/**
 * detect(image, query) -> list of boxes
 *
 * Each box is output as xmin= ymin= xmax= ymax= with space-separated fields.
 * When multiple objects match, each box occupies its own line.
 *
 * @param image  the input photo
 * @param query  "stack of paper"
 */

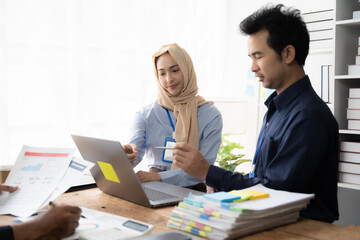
xmin=339 ymin=141 xmax=360 ymax=184
xmin=347 ymin=37 xmax=360 ymax=76
xmin=347 ymin=88 xmax=360 ymax=131
xmin=167 ymin=184 xmax=314 ymax=240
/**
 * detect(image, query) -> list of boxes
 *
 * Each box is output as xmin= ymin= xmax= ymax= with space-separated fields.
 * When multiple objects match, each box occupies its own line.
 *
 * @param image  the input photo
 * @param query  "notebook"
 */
xmin=71 ymin=135 xmax=204 ymax=208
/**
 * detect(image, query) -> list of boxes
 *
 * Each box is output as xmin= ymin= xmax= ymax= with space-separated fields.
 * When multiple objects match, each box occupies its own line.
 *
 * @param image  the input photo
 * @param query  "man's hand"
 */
xmin=36 ymin=204 xmax=81 ymax=238
xmin=13 ymin=204 xmax=81 ymax=240
xmin=206 ymin=186 xmax=216 ymax=193
xmin=123 ymin=144 xmax=138 ymax=163
xmin=173 ymin=142 xmax=210 ymax=180
xmin=0 ymin=184 xmax=18 ymax=193
xmin=136 ymin=171 xmax=161 ymax=182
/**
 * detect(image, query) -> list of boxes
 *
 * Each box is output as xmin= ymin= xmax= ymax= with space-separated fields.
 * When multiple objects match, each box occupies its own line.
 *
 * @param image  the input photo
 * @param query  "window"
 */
xmin=1 ymin=0 xmax=255 ymax=166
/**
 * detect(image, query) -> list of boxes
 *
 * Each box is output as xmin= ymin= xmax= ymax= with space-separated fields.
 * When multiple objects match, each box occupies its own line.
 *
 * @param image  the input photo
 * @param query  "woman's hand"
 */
xmin=136 ymin=171 xmax=161 ymax=182
xmin=123 ymin=144 xmax=138 ymax=163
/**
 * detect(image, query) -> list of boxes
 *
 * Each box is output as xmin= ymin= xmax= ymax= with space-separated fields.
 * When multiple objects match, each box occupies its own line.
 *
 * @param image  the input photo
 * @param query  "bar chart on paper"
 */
xmin=19 ymin=152 xmax=68 ymax=172
xmin=0 ymin=146 xmax=75 ymax=217
xmin=10 ymin=151 xmax=71 ymax=186
xmin=21 ymin=163 xmax=42 ymax=171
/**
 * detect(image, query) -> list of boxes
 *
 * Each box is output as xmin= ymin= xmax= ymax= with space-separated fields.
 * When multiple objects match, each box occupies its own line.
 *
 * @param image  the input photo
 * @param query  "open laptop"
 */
xmin=71 ymin=134 xmax=204 ymax=208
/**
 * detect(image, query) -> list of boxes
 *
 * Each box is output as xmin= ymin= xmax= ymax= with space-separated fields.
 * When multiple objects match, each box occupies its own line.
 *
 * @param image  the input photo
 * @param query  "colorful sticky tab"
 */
xmin=192 ymin=200 xmax=202 ymax=208
xmin=186 ymin=226 xmax=207 ymax=238
xmin=203 ymin=191 xmax=241 ymax=202
xmin=188 ymin=192 xmax=193 ymax=199
xmin=212 ymin=211 xmax=221 ymax=218
xmin=170 ymin=217 xmax=183 ymax=224
xmin=229 ymin=206 xmax=244 ymax=213
xmin=240 ymin=189 xmax=269 ymax=200
xmin=203 ymin=208 xmax=213 ymax=215
xmin=168 ymin=220 xmax=181 ymax=228
xmin=183 ymin=193 xmax=203 ymax=207
xmin=167 ymin=222 xmax=179 ymax=229
xmin=97 ymin=161 xmax=120 ymax=183
xmin=179 ymin=202 xmax=189 ymax=209
xmin=190 ymin=221 xmax=207 ymax=231
xmin=183 ymin=198 xmax=192 ymax=205
xmin=200 ymin=213 xmax=209 ymax=220
xmin=172 ymin=209 xmax=184 ymax=217
xmin=221 ymin=203 xmax=230 ymax=210
xmin=228 ymin=190 xmax=253 ymax=202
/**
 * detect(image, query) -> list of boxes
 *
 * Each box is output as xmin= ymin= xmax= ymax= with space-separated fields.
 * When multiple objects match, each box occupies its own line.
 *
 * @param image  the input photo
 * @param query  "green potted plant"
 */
xmin=216 ymin=134 xmax=252 ymax=173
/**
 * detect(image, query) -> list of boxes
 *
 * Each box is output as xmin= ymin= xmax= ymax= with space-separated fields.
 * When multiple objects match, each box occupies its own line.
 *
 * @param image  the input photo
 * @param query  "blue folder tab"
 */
xmin=203 ymin=191 xmax=241 ymax=202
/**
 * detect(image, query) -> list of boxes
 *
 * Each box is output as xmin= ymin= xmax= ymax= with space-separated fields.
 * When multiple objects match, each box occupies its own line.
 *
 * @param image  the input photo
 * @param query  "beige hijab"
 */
xmin=152 ymin=43 xmax=210 ymax=169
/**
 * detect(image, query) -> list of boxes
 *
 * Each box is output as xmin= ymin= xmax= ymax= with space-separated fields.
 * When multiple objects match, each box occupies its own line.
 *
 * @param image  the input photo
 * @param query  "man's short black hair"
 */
xmin=240 ymin=4 xmax=309 ymax=66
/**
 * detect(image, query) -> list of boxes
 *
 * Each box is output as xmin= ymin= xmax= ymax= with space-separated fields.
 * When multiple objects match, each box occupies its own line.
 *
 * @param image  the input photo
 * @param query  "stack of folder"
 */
xmin=167 ymin=184 xmax=314 ymax=240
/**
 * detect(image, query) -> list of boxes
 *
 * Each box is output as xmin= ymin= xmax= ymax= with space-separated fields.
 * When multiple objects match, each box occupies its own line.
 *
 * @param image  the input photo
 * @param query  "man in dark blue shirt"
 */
xmin=172 ymin=4 xmax=339 ymax=223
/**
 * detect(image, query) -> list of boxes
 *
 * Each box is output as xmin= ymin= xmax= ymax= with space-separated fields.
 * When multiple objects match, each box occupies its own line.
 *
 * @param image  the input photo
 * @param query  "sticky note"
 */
xmin=183 ymin=195 xmax=202 ymax=207
xmin=179 ymin=202 xmax=189 ymax=209
xmin=228 ymin=190 xmax=253 ymax=202
xmin=203 ymin=191 xmax=241 ymax=202
xmin=97 ymin=161 xmax=120 ymax=183
xmin=240 ymin=189 xmax=269 ymax=200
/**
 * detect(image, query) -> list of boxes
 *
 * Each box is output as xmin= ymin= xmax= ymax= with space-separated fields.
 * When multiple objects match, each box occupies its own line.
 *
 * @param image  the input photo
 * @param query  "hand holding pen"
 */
xmin=12 ymin=201 xmax=82 ymax=240
xmin=49 ymin=201 xmax=86 ymax=219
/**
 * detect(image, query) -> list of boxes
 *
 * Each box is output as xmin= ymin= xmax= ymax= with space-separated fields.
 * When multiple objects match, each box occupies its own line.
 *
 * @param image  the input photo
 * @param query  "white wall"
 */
xmin=0 ymin=0 xmax=334 ymax=167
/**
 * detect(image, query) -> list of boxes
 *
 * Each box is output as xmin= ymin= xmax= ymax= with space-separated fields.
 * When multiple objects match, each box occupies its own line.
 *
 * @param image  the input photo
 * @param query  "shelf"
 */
xmin=339 ymin=129 xmax=360 ymax=134
xmin=334 ymin=0 xmax=360 ymax=225
xmin=336 ymin=18 xmax=360 ymax=26
xmin=335 ymin=75 xmax=360 ymax=79
xmin=309 ymin=48 xmax=333 ymax=54
xmin=338 ymin=182 xmax=360 ymax=190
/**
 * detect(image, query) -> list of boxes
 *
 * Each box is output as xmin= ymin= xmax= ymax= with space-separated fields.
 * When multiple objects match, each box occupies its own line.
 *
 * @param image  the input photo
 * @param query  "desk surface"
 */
xmin=1 ymin=187 xmax=360 ymax=240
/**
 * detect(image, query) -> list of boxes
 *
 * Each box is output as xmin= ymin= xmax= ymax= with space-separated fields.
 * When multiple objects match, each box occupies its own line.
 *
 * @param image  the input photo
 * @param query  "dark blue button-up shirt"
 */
xmin=0 ymin=226 xmax=14 ymax=240
xmin=206 ymin=76 xmax=339 ymax=223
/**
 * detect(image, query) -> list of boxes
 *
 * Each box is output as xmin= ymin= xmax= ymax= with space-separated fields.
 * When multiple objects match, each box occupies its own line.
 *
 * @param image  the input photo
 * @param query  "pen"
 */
xmin=49 ymin=201 xmax=86 ymax=219
xmin=154 ymin=146 xmax=175 ymax=150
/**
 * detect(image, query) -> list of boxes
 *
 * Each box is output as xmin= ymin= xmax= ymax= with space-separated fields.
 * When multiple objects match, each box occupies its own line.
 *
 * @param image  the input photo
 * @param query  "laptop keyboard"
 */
xmin=143 ymin=187 xmax=178 ymax=201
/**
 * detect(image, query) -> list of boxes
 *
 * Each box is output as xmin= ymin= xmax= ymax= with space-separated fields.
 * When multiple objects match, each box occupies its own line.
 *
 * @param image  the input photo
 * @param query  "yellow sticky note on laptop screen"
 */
xmin=97 ymin=161 xmax=120 ymax=183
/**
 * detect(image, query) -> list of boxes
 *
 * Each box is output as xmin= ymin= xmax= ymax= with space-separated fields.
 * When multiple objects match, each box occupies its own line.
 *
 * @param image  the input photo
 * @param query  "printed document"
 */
xmin=0 ymin=145 xmax=75 ymax=217
xmin=40 ymin=156 xmax=94 ymax=208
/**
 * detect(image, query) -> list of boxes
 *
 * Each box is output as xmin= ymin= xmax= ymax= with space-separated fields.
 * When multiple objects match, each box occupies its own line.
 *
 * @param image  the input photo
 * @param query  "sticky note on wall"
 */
xmin=97 ymin=161 xmax=120 ymax=183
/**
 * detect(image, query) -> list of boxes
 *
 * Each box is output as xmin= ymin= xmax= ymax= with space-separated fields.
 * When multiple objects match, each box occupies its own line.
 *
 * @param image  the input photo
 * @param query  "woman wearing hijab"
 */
xmin=123 ymin=43 xmax=222 ymax=191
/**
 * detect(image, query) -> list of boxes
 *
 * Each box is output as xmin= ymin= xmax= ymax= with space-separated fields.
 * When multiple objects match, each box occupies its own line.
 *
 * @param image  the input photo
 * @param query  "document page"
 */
xmin=40 ymin=157 xmax=94 ymax=208
xmin=64 ymin=207 xmax=153 ymax=240
xmin=0 ymin=145 xmax=75 ymax=217
xmin=16 ymin=207 xmax=154 ymax=240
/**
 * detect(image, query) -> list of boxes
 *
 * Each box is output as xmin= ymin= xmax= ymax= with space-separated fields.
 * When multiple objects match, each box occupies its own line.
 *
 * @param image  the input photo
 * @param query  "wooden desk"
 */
xmin=1 ymin=187 xmax=360 ymax=239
